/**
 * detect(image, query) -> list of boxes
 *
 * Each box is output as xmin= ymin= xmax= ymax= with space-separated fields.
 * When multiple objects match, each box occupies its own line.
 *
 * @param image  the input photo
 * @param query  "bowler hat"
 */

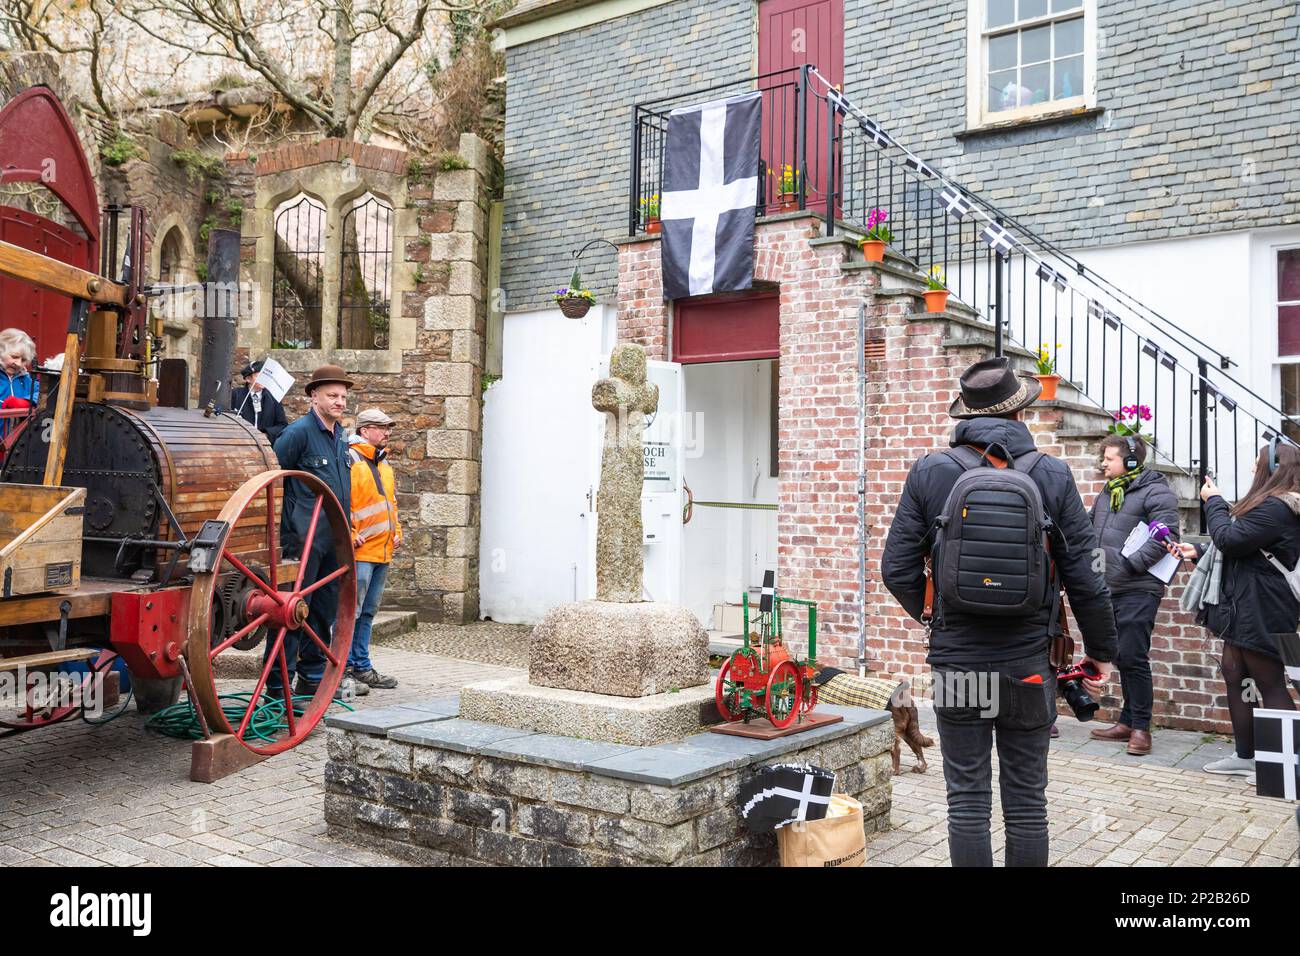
xmin=947 ymin=356 xmax=1042 ymax=419
xmin=304 ymin=364 xmax=354 ymax=395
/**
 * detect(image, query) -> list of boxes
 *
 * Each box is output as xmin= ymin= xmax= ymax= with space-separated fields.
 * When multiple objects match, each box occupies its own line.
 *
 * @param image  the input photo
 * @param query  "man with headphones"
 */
xmin=1088 ymin=433 xmax=1181 ymax=754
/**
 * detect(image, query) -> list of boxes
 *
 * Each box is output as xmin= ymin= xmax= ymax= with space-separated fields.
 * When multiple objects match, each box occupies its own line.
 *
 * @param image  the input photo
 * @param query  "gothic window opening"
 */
xmin=337 ymin=193 xmax=393 ymax=350
xmin=272 ymin=194 xmax=326 ymax=349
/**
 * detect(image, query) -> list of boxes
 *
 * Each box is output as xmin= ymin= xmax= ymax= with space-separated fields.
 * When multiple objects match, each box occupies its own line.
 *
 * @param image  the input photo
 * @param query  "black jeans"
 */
xmin=1114 ymin=590 xmax=1161 ymax=731
xmin=264 ymin=537 xmax=340 ymax=691
xmin=932 ymin=653 xmax=1055 ymax=867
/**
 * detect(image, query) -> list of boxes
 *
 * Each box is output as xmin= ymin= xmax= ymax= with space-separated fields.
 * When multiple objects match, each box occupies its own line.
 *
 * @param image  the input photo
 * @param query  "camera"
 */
xmin=1056 ymin=660 xmax=1102 ymax=721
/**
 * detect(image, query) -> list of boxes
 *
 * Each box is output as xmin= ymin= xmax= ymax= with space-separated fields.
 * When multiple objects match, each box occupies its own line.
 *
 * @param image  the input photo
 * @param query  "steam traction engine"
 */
xmin=0 ymin=87 xmax=355 ymax=774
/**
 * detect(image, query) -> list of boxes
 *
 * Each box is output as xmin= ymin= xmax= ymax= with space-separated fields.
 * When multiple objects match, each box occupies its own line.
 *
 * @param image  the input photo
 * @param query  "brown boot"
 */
xmin=1090 ymin=722 xmax=1132 ymax=741
xmin=1127 ymin=729 xmax=1152 ymax=755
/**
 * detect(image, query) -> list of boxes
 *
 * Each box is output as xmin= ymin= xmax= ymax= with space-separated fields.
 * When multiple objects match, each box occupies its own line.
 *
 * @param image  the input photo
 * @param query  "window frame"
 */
xmin=1276 ymin=245 xmax=1300 ymax=359
xmin=965 ymin=0 xmax=1097 ymax=131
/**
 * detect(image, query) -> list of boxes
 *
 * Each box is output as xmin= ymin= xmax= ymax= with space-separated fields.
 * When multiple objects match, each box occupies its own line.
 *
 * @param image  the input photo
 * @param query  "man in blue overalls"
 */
xmin=266 ymin=364 xmax=367 ymax=699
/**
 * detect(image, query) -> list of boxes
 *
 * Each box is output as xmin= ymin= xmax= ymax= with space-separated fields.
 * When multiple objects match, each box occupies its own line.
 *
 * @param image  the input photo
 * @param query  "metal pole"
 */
xmin=1198 ymin=357 xmax=1210 ymax=533
xmin=993 ymin=228 xmax=1005 ymax=358
xmin=857 ymin=303 xmax=867 ymax=676
xmin=197 ymin=228 xmax=240 ymax=410
xmin=628 ymin=108 xmax=641 ymax=236
xmin=795 ymin=65 xmax=808 ymax=212
xmin=825 ymin=82 xmax=836 ymax=237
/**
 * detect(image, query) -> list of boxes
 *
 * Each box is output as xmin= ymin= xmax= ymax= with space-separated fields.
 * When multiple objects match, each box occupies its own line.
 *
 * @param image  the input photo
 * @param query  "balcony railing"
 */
xmin=628 ymin=65 xmax=1296 ymax=522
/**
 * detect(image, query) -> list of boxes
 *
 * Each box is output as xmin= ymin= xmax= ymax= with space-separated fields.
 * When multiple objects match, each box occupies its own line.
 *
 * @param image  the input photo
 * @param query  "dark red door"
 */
xmin=758 ymin=0 xmax=844 ymax=215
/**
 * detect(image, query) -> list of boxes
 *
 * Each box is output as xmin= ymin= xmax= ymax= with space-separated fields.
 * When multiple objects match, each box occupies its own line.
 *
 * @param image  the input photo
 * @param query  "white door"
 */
xmin=585 ymin=357 xmax=684 ymax=604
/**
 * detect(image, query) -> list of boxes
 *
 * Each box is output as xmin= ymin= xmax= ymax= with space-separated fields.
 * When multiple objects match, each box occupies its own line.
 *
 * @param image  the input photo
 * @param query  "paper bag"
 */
xmin=776 ymin=794 xmax=867 ymax=867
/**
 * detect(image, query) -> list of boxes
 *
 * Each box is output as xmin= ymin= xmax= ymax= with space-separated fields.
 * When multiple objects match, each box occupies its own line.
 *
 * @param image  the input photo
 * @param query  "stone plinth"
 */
xmin=323 ymin=697 xmax=894 ymax=867
xmin=528 ymin=600 xmax=709 ymax=698
xmin=460 ymin=676 xmax=717 ymax=747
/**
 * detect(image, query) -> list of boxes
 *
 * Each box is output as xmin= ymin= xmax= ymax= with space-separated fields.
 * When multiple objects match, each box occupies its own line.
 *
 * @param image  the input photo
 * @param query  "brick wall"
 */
xmin=234 ymin=134 xmax=497 ymax=623
xmin=847 ymin=0 xmax=1299 ymax=248
xmin=618 ymin=216 xmax=1245 ymax=732
xmin=501 ymin=0 xmax=754 ymax=313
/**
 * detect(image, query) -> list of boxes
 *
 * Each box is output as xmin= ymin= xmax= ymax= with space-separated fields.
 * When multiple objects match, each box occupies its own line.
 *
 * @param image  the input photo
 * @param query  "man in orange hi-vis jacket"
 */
xmin=346 ymin=407 xmax=402 ymax=690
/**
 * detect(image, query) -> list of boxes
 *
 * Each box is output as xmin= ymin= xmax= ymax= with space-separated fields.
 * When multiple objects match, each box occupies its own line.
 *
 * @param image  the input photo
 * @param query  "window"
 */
xmin=967 ymin=0 xmax=1095 ymax=129
xmin=271 ymin=194 xmax=326 ymax=350
xmin=1278 ymin=250 xmax=1300 ymax=440
xmin=337 ymin=193 xmax=394 ymax=350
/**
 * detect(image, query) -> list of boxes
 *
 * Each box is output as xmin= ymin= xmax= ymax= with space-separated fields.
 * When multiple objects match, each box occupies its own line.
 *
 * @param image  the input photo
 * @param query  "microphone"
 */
xmin=1148 ymin=521 xmax=1172 ymax=543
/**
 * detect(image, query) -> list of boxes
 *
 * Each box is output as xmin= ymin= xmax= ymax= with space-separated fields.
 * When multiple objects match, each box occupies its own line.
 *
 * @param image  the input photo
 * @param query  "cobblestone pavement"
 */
xmin=374 ymin=620 xmax=530 ymax=668
xmin=2 ymin=644 xmax=1295 ymax=866
xmin=867 ymin=710 xmax=1299 ymax=867
xmin=0 ymin=648 xmax=515 ymax=867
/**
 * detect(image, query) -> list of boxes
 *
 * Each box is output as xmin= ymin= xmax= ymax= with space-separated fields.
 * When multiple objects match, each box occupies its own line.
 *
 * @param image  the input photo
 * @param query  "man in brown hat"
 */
xmin=881 ymin=355 xmax=1116 ymax=867
xmin=265 ymin=364 xmax=367 ymax=699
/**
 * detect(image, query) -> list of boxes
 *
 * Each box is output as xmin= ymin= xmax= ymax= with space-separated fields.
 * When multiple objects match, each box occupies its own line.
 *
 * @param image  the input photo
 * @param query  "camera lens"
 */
xmin=1060 ymin=679 xmax=1099 ymax=721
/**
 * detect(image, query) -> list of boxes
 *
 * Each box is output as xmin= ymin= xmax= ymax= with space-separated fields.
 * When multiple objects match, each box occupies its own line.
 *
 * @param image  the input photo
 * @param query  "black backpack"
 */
xmin=930 ymin=444 xmax=1056 ymax=617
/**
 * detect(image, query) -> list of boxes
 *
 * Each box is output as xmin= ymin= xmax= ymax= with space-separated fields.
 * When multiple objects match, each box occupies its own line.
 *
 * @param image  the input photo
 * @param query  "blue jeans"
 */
xmin=348 ymin=561 xmax=388 ymax=672
xmin=932 ymin=653 xmax=1055 ymax=867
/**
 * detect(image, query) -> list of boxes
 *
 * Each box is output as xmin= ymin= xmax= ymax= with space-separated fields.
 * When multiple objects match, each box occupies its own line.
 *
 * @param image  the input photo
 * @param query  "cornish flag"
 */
xmin=660 ymin=91 xmax=761 ymax=300
xmin=1277 ymin=631 xmax=1300 ymax=693
xmin=737 ymin=764 xmax=836 ymax=833
xmin=1253 ymin=709 xmax=1300 ymax=801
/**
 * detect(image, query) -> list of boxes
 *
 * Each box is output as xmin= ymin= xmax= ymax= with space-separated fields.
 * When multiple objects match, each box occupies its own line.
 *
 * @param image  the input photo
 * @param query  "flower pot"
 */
xmin=557 ymin=296 xmax=593 ymax=319
xmin=777 ymin=192 xmax=799 ymax=213
xmin=645 ymin=217 xmax=662 ymax=235
xmin=923 ymin=289 xmax=949 ymax=313
xmin=860 ymin=239 xmax=886 ymax=262
xmin=1034 ymin=373 xmax=1061 ymax=401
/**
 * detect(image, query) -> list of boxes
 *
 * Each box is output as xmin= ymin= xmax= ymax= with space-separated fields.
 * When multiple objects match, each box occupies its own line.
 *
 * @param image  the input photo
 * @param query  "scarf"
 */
xmin=1179 ymin=542 xmax=1223 ymax=613
xmin=1106 ymin=467 xmax=1142 ymax=512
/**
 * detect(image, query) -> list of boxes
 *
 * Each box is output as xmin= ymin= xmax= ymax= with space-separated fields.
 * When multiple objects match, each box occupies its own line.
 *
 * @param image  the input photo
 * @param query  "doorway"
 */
xmin=681 ymin=358 xmax=779 ymax=636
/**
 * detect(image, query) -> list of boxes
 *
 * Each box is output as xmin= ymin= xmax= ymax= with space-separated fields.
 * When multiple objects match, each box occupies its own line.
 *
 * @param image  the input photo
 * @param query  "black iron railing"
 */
xmin=629 ymin=66 xmax=1295 ymax=518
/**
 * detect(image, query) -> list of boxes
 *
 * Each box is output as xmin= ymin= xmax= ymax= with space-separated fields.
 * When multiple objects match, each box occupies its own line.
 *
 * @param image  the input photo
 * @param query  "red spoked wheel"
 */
xmin=801 ymin=681 xmax=818 ymax=715
xmin=765 ymin=660 xmax=802 ymax=729
xmin=0 ymin=649 xmax=117 ymax=731
xmin=715 ymin=649 xmax=756 ymax=722
xmin=186 ymin=469 xmax=355 ymax=756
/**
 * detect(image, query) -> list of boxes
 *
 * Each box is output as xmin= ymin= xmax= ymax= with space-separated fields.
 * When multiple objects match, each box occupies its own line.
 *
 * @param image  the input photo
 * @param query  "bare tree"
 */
xmin=119 ymin=0 xmax=483 ymax=140
xmin=0 ymin=0 xmax=123 ymax=128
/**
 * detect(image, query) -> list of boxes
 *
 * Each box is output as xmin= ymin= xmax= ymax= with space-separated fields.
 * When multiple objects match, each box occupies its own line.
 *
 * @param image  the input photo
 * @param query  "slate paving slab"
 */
xmin=388 ymin=718 xmax=536 ymax=753
xmin=584 ymin=745 xmax=734 ymax=787
xmin=324 ymin=706 xmax=457 ymax=735
xmin=478 ymin=733 xmax=638 ymax=772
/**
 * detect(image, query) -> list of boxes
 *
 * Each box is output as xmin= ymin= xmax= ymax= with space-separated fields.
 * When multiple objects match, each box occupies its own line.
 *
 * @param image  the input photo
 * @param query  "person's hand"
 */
xmin=1081 ymin=657 xmax=1111 ymax=697
xmin=393 ymin=534 xmax=401 ymax=553
xmin=1168 ymin=540 xmax=1197 ymax=560
xmin=353 ymin=534 xmax=363 ymax=549
xmin=1199 ymin=475 xmax=1220 ymax=503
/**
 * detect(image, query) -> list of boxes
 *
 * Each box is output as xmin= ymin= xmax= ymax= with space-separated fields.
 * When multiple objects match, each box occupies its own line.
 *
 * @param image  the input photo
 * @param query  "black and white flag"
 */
xmin=1035 ymin=261 xmax=1069 ymax=292
xmin=859 ymin=116 xmax=894 ymax=149
xmin=737 ymin=764 xmax=836 ymax=833
xmin=1088 ymin=298 xmax=1121 ymax=329
xmin=940 ymin=186 xmax=972 ymax=220
xmin=660 ymin=91 xmax=761 ymax=300
xmin=759 ymin=568 xmax=775 ymax=614
xmin=903 ymin=154 xmax=937 ymax=179
xmin=979 ymin=221 xmax=1016 ymax=258
xmin=1253 ymin=708 xmax=1300 ymax=801
xmin=1277 ymin=631 xmax=1300 ymax=693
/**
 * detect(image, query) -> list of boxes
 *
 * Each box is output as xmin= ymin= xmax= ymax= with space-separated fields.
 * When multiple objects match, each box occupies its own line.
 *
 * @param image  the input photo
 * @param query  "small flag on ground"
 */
xmin=1253 ymin=709 xmax=1300 ymax=801
xmin=940 ymin=186 xmax=972 ymax=220
xmin=1035 ymin=261 xmax=1069 ymax=292
xmin=737 ymin=764 xmax=836 ymax=833
xmin=660 ymin=91 xmax=761 ymax=300
xmin=979 ymin=221 xmax=1016 ymax=258
xmin=1277 ymin=631 xmax=1300 ymax=694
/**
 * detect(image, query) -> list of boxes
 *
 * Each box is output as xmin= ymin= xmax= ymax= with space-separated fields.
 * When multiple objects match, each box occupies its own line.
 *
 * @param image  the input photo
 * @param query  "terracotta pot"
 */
xmin=923 ymin=289 xmax=949 ymax=313
xmin=1034 ymin=373 xmax=1061 ymax=401
xmin=645 ymin=217 xmax=661 ymax=235
xmin=860 ymin=239 xmax=886 ymax=262
xmin=557 ymin=296 xmax=593 ymax=319
xmin=777 ymin=192 xmax=799 ymax=213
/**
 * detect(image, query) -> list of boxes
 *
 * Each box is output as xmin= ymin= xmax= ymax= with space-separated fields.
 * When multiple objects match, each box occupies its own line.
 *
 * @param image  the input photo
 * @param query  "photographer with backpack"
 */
xmin=882 ymin=357 xmax=1117 ymax=867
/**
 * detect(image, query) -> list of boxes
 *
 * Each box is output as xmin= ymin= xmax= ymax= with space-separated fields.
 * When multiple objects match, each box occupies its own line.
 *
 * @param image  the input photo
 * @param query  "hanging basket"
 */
xmin=558 ymin=296 xmax=593 ymax=319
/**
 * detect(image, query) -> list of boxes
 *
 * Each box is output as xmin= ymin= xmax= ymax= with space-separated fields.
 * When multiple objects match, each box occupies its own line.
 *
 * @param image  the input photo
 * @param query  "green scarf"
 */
xmin=1106 ymin=467 xmax=1142 ymax=512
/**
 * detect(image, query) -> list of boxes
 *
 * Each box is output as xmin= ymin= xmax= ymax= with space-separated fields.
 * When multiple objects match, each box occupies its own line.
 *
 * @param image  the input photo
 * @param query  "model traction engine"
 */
xmin=714 ymin=571 xmax=820 ymax=729
xmin=0 ymin=86 xmax=355 ymax=774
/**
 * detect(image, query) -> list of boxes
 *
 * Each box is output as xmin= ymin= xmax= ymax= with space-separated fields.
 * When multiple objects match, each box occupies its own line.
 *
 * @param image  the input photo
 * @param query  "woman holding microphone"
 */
xmin=1171 ymin=441 xmax=1300 ymax=780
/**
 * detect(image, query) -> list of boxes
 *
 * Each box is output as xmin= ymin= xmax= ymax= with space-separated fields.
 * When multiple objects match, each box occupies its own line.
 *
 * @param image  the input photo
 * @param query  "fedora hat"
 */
xmin=304 ymin=364 xmax=354 ymax=394
xmin=948 ymin=356 xmax=1042 ymax=419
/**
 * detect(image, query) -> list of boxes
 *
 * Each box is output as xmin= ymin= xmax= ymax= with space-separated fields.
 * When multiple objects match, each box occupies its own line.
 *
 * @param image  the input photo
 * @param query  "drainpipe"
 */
xmin=857 ymin=302 xmax=868 ymax=677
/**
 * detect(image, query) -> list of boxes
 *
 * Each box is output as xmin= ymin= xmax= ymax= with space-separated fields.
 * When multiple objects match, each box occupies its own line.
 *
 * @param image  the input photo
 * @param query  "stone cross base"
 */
xmin=528 ymin=600 xmax=709 ymax=698
xmin=323 ymin=697 xmax=894 ymax=867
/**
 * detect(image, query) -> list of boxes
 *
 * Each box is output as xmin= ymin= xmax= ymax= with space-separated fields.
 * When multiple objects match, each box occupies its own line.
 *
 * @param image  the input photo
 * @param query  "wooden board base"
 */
xmin=190 ymin=733 xmax=267 ymax=783
xmin=710 ymin=711 xmax=844 ymax=739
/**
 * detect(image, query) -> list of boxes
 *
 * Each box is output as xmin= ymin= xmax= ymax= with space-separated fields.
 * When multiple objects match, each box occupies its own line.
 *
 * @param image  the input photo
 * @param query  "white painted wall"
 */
xmin=479 ymin=305 xmax=616 ymax=624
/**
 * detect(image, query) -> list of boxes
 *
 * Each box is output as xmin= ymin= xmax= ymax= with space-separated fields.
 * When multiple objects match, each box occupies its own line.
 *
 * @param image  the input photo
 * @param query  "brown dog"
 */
xmin=813 ymin=668 xmax=934 ymax=774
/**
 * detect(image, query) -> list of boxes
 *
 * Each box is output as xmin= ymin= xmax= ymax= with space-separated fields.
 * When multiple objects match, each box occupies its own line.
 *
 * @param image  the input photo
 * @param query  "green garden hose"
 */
xmin=145 ymin=692 xmax=354 ymax=742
